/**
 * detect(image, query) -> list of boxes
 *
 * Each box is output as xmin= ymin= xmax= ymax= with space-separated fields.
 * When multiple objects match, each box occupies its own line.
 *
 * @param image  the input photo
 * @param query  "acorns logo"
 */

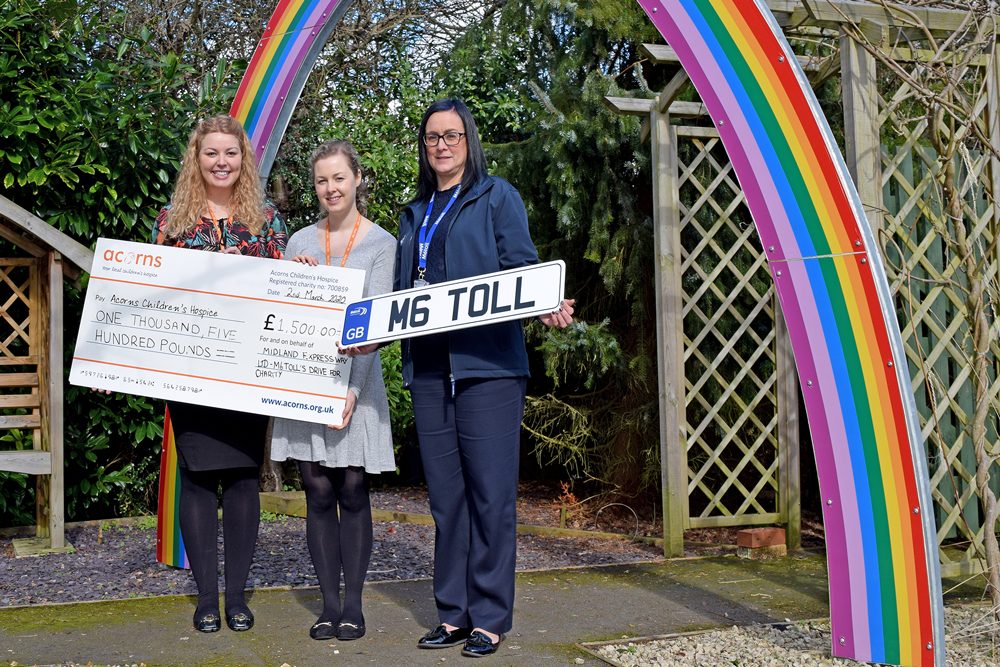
xmin=103 ymin=249 xmax=163 ymax=268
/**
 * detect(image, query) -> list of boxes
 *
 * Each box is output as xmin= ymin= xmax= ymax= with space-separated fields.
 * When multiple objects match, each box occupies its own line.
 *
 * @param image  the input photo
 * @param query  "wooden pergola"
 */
xmin=0 ymin=195 xmax=93 ymax=555
xmin=607 ymin=0 xmax=992 ymax=560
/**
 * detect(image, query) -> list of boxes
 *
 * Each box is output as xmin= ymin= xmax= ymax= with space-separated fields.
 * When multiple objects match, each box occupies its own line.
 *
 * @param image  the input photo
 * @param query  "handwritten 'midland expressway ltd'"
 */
xmin=69 ymin=239 xmax=364 ymax=426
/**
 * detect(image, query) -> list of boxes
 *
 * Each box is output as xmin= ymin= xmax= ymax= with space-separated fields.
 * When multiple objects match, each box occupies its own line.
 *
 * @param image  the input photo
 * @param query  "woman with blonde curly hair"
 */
xmin=152 ymin=114 xmax=287 ymax=633
xmin=154 ymin=114 xmax=285 ymax=254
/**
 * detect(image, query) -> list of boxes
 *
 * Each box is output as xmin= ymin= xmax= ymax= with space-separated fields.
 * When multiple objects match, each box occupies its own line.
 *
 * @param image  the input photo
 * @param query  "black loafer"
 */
xmin=336 ymin=620 xmax=366 ymax=640
xmin=194 ymin=610 xmax=221 ymax=633
xmin=418 ymin=624 xmax=472 ymax=648
xmin=226 ymin=610 xmax=254 ymax=632
xmin=310 ymin=620 xmax=337 ymax=640
xmin=461 ymin=630 xmax=502 ymax=658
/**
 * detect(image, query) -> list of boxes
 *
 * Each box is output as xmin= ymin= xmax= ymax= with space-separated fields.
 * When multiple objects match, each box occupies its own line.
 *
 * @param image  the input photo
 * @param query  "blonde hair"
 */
xmin=163 ymin=115 xmax=266 ymax=237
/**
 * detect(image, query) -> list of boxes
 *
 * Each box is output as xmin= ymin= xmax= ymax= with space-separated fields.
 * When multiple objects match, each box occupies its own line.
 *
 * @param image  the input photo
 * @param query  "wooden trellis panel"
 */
xmin=0 ymin=215 xmax=76 ymax=552
xmin=606 ymin=2 xmax=997 ymax=577
xmin=609 ymin=55 xmax=801 ymax=557
xmin=0 ymin=259 xmax=43 ymax=437
xmin=0 ymin=257 xmax=54 ymax=538
xmin=874 ymin=46 xmax=999 ymax=578
xmin=675 ymin=127 xmax=796 ymax=531
xmin=0 ymin=197 xmax=88 ymax=554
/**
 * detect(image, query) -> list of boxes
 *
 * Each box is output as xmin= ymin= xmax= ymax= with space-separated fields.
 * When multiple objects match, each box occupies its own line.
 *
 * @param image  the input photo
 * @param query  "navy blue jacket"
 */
xmin=395 ymin=175 xmax=538 ymax=385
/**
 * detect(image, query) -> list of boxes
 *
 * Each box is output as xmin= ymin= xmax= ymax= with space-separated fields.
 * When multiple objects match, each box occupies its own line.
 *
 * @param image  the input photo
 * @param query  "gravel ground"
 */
xmin=5 ymin=485 xmax=997 ymax=666
xmin=0 ymin=487 xmax=663 ymax=607
xmin=593 ymin=604 xmax=1000 ymax=667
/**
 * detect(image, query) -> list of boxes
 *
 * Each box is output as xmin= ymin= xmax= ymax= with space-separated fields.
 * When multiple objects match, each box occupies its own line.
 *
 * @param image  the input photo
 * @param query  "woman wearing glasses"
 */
xmin=396 ymin=98 xmax=574 ymax=657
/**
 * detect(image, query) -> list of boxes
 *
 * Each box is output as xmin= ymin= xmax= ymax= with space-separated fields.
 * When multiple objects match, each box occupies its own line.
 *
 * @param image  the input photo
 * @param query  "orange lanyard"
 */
xmin=324 ymin=211 xmax=362 ymax=267
xmin=206 ymin=202 xmax=227 ymax=250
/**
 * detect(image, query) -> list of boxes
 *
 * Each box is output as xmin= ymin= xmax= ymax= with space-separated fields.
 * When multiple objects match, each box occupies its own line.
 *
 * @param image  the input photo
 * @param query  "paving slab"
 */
xmin=0 ymin=553 xmax=833 ymax=667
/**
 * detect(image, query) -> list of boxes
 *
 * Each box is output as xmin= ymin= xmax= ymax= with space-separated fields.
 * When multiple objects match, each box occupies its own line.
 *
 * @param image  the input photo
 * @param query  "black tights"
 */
xmin=299 ymin=462 xmax=372 ymax=625
xmin=178 ymin=466 xmax=260 ymax=619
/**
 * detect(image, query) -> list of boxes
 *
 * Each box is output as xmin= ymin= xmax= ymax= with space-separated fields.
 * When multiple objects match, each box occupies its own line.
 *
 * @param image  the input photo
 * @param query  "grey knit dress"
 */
xmin=270 ymin=221 xmax=396 ymax=473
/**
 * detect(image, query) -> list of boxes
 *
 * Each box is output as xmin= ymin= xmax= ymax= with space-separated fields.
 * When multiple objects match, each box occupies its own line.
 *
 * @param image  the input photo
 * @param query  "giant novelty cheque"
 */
xmin=70 ymin=241 xmax=566 ymax=424
xmin=69 ymin=239 xmax=365 ymax=425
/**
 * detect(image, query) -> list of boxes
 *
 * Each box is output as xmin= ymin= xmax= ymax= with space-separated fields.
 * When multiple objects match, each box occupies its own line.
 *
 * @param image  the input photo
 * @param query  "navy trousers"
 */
xmin=410 ymin=374 xmax=526 ymax=635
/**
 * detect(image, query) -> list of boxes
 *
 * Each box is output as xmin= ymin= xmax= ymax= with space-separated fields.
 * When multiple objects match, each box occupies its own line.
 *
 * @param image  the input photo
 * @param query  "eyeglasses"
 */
xmin=423 ymin=131 xmax=466 ymax=147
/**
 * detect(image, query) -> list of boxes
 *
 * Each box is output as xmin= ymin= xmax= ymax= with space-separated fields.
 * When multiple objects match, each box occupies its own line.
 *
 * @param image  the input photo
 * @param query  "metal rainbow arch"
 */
xmin=227 ymin=1 xmax=946 ymax=664
xmin=230 ymin=0 xmax=354 ymax=178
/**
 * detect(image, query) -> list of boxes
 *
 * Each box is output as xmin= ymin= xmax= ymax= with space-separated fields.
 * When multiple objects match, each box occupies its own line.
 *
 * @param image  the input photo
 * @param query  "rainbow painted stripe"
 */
xmin=156 ymin=407 xmax=188 ymax=569
xmin=635 ymin=0 xmax=943 ymax=665
xmin=230 ymin=0 xmax=352 ymax=178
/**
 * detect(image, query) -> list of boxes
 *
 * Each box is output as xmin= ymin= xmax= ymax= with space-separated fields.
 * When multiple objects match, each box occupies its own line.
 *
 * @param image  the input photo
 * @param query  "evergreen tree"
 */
xmin=439 ymin=0 xmax=667 ymax=497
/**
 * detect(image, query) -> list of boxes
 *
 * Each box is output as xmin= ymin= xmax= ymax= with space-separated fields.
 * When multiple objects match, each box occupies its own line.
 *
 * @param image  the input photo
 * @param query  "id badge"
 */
xmin=413 ymin=278 xmax=428 ymax=288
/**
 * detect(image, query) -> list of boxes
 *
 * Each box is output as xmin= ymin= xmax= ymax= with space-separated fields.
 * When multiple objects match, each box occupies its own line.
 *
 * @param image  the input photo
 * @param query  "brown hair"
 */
xmin=163 ymin=114 xmax=266 ymax=237
xmin=310 ymin=139 xmax=369 ymax=216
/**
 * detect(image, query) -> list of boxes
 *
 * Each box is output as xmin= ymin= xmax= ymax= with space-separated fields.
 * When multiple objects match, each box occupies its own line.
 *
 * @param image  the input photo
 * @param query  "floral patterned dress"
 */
xmin=152 ymin=201 xmax=287 ymax=257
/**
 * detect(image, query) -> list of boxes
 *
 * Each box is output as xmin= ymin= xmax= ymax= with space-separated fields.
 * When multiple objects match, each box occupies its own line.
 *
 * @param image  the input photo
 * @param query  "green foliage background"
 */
xmin=0 ymin=0 xmax=230 ymax=522
xmin=0 ymin=0 xmax=676 ymax=524
xmin=438 ymin=0 xmax=665 ymax=494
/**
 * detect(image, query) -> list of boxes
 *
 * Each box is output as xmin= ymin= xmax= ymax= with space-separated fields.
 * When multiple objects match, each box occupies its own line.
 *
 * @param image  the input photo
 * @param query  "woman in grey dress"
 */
xmin=270 ymin=139 xmax=395 ymax=641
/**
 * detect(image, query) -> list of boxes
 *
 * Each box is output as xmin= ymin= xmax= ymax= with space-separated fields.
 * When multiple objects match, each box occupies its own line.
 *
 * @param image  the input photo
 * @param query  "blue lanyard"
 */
xmin=417 ymin=185 xmax=461 ymax=277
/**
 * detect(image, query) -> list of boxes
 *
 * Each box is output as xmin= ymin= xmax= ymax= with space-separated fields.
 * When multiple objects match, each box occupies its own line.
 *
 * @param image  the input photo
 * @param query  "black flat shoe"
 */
xmin=194 ymin=610 xmax=221 ymax=633
xmin=310 ymin=620 xmax=337 ymax=640
xmin=336 ymin=620 xmax=366 ymax=640
xmin=226 ymin=610 xmax=254 ymax=632
xmin=418 ymin=624 xmax=472 ymax=649
xmin=461 ymin=630 xmax=502 ymax=658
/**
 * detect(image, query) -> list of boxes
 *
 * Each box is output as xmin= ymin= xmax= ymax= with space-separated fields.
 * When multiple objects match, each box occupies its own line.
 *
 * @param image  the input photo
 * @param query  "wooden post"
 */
xmin=33 ymin=256 xmax=49 ymax=540
xmin=984 ymin=38 xmax=1000 ymax=539
xmin=47 ymin=252 xmax=65 ymax=548
xmin=987 ymin=38 xmax=1000 ymax=299
xmin=775 ymin=308 xmax=801 ymax=550
xmin=840 ymin=25 xmax=885 ymax=233
xmin=840 ymin=27 xmax=901 ymax=549
xmin=650 ymin=106 xmax=687 ymax=558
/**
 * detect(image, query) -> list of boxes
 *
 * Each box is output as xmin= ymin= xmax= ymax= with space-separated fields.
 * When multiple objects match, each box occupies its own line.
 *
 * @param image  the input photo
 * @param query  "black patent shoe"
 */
xmin=418 ymin=624 xmax=472 ymax=648
xmin=310 ymin=620 xmax=337 ymax=640
xmin=461 ymin=630 xmax=502 ymax=657
xmin=336 ymin=620 xmax=366 ymax=640
xmin=226 ymin=609 xmax=254 ymax=632
xmin=194 ymin=610 xmax=221 ymax=633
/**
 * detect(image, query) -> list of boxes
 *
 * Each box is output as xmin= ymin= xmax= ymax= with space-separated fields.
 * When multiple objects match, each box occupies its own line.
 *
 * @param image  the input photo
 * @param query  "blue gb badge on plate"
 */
xmin=342 ymin=300 xmax=373 ymax=345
